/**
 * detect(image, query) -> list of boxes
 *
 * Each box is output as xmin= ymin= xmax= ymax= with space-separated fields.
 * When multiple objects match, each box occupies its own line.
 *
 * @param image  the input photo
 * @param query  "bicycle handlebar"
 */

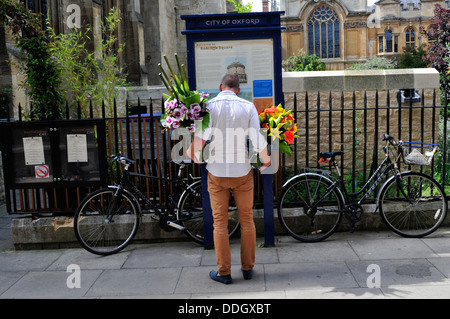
xmin=108 ymin=154 xmax=135 ymax=166
xmin=381 ymin=134 xmax=397 ymax=146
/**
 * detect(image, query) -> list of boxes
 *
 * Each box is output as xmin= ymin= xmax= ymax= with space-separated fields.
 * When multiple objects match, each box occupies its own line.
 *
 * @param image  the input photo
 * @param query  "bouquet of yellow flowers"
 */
xmin=159 ymin=54 xmax=210 ymax=133
xmin=258 ymin=104 xmax=299 ymax=156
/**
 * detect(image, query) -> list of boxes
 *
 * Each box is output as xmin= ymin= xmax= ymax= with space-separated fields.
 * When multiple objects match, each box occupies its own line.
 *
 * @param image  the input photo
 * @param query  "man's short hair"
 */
xmin=221 ymin=74 xmax=240 ymax=89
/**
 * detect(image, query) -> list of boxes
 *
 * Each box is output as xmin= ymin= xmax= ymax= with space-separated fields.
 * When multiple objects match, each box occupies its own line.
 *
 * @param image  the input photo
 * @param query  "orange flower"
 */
xmin=264 ymin=107 xmax=277 ymax=113
xmin=284 ymin=131 xmax=294 ymax=144
xmin=287 ymin=123 xmax=298 ymax=134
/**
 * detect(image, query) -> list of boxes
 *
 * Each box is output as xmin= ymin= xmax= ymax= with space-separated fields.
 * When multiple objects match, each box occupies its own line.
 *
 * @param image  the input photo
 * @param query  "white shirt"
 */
xmin=196 ymin=90 xmax=267 ymax=177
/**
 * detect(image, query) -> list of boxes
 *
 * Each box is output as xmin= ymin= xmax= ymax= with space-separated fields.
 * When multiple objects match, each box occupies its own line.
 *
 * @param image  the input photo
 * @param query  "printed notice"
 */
xmin=194 ymin=39 xmax=274 ymax=106
xmin=23 ymin=136 xmax=45 ymax=166
xmin=67 ymin=134 xmax=88 ymax=163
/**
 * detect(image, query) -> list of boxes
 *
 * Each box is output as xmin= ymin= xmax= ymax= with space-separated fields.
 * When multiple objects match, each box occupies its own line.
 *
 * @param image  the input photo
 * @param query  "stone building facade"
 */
xmin=280 ymin=0 xmax=447 ymax=70
xmin=0 ymin=0 xmax=236 ymax=111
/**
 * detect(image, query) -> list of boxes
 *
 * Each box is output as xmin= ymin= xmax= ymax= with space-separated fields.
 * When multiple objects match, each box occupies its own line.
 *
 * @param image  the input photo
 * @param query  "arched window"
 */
xmin=405 ymin=27 xmax=416 ymax=49
xmin=307 ymin=5 xmax=340 ymax=59
xmin=385 ymin=29 xmax=393 ymax=52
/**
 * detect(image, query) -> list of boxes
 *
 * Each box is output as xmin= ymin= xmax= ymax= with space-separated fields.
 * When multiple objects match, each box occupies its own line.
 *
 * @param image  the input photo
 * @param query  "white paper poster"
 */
xmin=67 ymin=134 xmax=88 ymax=163
xmin=23 ymin=136 xmax=45 ymax=166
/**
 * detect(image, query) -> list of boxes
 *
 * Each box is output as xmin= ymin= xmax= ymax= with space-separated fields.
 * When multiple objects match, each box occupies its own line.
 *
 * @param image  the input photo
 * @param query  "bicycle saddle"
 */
xmin=318 ymin=151 xmax=344 ymax=163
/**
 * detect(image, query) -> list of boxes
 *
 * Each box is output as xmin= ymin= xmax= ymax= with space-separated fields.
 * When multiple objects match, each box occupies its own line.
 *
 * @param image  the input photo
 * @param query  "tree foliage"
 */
xmin=0 ymin=0 xmax=64 ymax=120
xmin=422 ymin=4 xmax=450 ymax=95
xmin=48 ymin=7 xmax=126 ymax=118
xmin=227 ymin=0 xmax=253 ymax=13
xmin=397 ymin=44 xmax=428 ymax=69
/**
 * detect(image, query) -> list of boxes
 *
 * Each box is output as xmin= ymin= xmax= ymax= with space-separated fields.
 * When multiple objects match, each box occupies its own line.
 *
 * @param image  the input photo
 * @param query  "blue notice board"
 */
xmin=181 ymin=12 xmax=285 ymax=248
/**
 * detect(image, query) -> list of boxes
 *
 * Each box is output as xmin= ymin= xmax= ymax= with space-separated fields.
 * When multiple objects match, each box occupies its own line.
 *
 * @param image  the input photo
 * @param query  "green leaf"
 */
xmin=279 ymin=141 xmax=291 ymax=156
xmin=201 ymin=113 xmax=210 ymax=131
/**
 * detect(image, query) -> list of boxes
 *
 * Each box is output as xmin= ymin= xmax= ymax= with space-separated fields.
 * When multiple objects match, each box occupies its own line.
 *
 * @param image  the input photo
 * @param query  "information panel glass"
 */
xmin=194 ymin=39 xmax=275 ymax=112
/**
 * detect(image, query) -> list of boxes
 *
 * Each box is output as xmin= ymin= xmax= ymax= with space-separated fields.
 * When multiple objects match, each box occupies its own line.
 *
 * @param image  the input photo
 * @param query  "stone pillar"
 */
xmin=122 ymin=0 xmax=147 ymax=86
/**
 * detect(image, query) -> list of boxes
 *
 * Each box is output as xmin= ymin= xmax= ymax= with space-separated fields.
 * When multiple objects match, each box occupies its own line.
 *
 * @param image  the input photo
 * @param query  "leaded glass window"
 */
xmin=405 ymin=27 xmax=416 ymax=48
xmin=307 ymin=5 xmax=340 ymax=59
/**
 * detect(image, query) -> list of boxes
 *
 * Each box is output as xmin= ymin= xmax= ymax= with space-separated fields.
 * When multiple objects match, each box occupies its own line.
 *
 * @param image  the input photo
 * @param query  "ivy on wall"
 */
xmin=0 ymin=0 xmax=64 ymax=120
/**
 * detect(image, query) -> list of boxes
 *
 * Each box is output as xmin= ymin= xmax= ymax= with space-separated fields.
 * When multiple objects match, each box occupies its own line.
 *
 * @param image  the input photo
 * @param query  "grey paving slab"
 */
xmin=276 ymin=239 xmax=359 ymax=263
xmin=123 ymin=243 xmax=203 ymax=268
xmin=348 ymin=237 xmax=439 ymax=260
xmin=0 ymin=271 xmax=26 ymax=295
xmin=285 ymin=287 xmax=385 ymax=299
xmin=191 ymin=290 xmax=287 ymax=299
xmin=175 ymin=265 xmax=266 ymax=295
xmin=346 ymin=259 xmax=449 ymax=288
xmin=421 ymin=237 xmax=450 ymax=257
xmin=1 ymin=270 xmax=102 ymax=298
xmin=427 ymin=257 xmax=450 ymax=278
xmin=381 ymin=285 xmax=450 ymax=299
xmin=47 ymin=248 xmax=130 ymax=270
xmin=0 ymin=250 xmax=63 ymax=272
xmin=85 ymin=268 xmax=182 ymax=297
xmin=264 ymin=262 xmax=359 ymax=291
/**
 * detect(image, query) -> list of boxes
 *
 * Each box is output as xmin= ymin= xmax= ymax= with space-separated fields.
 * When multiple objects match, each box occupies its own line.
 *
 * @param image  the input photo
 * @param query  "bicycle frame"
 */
xmin=340 ymin=156 xmax=395 ymax=206
xmin=110 ymin=162 xmax=202 ymax=232
xmin=313 ymin=141 xmax=404 ymax=211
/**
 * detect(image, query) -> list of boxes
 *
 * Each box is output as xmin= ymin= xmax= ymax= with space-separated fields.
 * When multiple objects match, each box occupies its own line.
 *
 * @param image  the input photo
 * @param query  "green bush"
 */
xmin=348 ymin=56 xmax=395 ymax=70
xmin=397 ymin=44 xmax=428 ymax=69
xmin=282 ymin=50 xmax=326 ymax=72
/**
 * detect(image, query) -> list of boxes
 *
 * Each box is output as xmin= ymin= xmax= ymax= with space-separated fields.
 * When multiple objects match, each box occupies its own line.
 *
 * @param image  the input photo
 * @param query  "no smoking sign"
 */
xmin=35 ymin=165 xmax=50 ymax=179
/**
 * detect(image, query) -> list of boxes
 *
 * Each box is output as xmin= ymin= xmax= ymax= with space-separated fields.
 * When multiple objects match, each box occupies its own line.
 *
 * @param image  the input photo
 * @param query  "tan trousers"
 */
xmin=207 ymin=170 xmax=256 ymax=276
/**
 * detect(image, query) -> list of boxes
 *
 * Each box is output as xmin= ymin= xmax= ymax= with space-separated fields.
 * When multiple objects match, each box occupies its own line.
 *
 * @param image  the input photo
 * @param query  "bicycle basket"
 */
xmin=401 ymin=142 xmax=438 ymax=166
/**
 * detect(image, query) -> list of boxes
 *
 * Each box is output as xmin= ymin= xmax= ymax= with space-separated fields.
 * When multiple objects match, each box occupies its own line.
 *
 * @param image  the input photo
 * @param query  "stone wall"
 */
xmin=282 ymin=68 xmax=441 ymax=172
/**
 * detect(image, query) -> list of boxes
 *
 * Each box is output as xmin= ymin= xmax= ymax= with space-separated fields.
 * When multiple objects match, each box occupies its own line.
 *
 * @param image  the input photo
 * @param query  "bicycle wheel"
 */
xmin=177 ymin=180 xmax=240 ymax=245
xmin=74 ymin=188 xmax=140 ymax=255
xmin=278 ymin=174 xmax=344 ymax=242
xmin=378 ymin=171 xmax=447 ymax=237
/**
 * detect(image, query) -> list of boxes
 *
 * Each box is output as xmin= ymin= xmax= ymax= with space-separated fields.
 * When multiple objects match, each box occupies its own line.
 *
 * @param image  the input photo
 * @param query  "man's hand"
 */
xmin=187 ymin=136 xmax=206 ymax=164
xmin=259 ymin=159 xmax=272 ymax=172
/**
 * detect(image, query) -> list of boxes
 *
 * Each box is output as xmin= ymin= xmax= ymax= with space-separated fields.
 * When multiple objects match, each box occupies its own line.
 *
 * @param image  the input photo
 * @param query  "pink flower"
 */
xmin=172 ymin=108 xmax=182 ymax=120
xmin=186 ymin=110 xmax=196 ymax=121
xmin=165 ymin=100 xmax=177 ymax=110
xmin=191 ymin=103 xmax=201 ymax=113
xmin=172 ymin=119 xmax=180 ymax=128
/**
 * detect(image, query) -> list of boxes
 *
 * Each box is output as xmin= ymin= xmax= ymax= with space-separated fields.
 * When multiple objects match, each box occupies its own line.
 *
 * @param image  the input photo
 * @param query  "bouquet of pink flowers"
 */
xmin=159 ymin=54 xmax=210 ymax=133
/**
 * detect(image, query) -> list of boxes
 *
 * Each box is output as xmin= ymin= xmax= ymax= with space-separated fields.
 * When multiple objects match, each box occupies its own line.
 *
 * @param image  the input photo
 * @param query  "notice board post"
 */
xmin=181 ymin=11 xmax=285 ymax=248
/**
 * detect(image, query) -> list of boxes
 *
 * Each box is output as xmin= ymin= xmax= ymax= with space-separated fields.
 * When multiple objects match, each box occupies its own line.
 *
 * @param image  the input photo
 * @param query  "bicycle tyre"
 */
xmin=378 ymin=171 xmax=448 ymax=238
xmin=74 ymin=187 xmax=140 ymax=255
xmin=278 ymin=173 xmax=344 ymax=242
xmin=177 ymin=180 xmax=240 ymax=245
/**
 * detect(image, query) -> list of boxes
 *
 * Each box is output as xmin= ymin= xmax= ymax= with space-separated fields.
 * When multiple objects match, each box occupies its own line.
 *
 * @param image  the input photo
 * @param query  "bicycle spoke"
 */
xmin=74 ymin=189 xmax=139 ymax=255
xmin=379 ymin=172 xmax=447 ymax=237
xmin=278 ymin=175 xmax=343 ymax=242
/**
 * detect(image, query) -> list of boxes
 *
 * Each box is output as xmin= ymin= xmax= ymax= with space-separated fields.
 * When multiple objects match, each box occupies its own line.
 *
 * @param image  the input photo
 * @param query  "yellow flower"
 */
xmin=269 ymin=127 xmax=281 ymax=141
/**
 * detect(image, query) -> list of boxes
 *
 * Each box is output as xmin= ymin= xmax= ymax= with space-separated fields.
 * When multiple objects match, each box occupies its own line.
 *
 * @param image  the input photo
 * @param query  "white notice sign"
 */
xmin=67 ymin=134 xmax=88 ymax=163
xmin=23 ymin=137 xmax=45 ymax=166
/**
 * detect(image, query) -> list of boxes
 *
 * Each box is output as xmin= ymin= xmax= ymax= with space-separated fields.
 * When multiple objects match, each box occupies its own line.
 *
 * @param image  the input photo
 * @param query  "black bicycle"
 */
xmin=74 ymin=154 xmax=239 ymax=255
xmin=278 ymin=134 xmax=448 ymax=242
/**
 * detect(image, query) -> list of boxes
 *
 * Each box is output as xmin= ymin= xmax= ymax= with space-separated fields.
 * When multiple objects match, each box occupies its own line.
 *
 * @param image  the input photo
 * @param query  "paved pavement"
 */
xmin=1 ymin=203 xmax=450 ymax=301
